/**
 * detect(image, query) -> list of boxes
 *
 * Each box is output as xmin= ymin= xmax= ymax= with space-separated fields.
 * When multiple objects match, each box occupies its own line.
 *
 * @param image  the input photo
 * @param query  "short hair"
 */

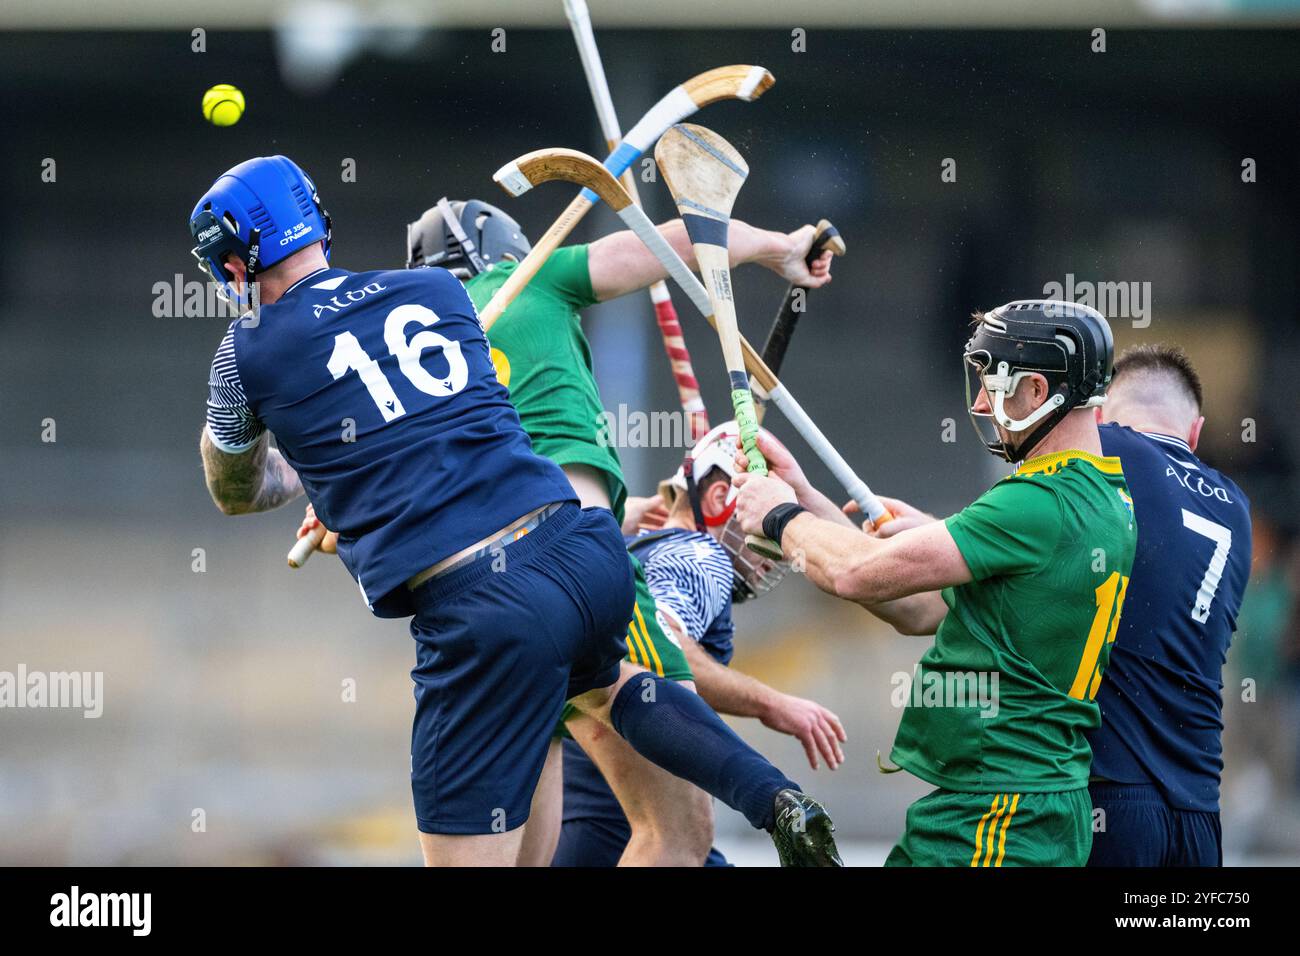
xmin=1111 ymin=343 xmax=1203 ymax=411
xmin=666 ymin=463 xmax=730 ymax=515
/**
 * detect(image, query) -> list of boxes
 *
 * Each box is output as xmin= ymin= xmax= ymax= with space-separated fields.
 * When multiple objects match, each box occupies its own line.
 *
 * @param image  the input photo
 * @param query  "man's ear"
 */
xmin=1034 ymin=373 xmax=1052 ymax=407
xmin=1016 ymin=372 xmax=1050 ymax=411
xmin=700 ymin=479 xmax=731 ymax=520
xmin=222 ymin=255 xmax=247 ymax=284
xmin=1188 ymin=415 xmax=1204 ymax=453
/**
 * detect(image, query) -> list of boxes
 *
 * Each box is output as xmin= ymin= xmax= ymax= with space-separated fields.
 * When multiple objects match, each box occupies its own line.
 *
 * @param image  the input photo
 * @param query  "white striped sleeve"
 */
xmin=205 ymin=326 xmax=265 ymax=453
xmin=642 ymin=535 xmax=733 ymax=641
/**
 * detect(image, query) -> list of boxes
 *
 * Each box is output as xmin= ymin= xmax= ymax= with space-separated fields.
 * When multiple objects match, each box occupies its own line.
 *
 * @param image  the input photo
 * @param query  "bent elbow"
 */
xmin=210 ymin=493 xmax=252 ymax=516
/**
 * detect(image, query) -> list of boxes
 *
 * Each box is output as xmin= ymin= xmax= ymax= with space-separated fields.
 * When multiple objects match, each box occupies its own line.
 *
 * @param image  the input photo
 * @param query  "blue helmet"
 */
xmin=189 ymin=155 xmax=332 ymax=306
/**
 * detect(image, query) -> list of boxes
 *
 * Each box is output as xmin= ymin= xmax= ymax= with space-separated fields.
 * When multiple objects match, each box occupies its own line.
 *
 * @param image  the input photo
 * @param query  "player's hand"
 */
xmin=298 ymin=504 xmax=339 ymax=554
xmin=844 ymin=495 xmax=936 ymax=538
xmin=622 ymin=494 xmax=669 ymax=534
xmin=775 ymin=224 xmax=834 ymax=288
xmin=734 ymin=431 xmax=810 ymax=498
xmin=760 ymin=693 xmax=847 ymax=770
xmin=732 ymin=472 xmax=798 ymax=535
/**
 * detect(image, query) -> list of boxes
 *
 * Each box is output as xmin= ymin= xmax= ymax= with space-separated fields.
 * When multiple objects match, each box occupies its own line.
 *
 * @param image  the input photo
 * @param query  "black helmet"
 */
xmin=405 ymin=198 xmax=531 ymax=279
xmin=963 ymin=299 xmax=1114 ymax=463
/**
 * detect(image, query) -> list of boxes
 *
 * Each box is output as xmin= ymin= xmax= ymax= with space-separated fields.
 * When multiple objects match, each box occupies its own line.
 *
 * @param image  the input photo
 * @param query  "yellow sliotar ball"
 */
xmin=203 ymin=84 xmax=245 ymax=127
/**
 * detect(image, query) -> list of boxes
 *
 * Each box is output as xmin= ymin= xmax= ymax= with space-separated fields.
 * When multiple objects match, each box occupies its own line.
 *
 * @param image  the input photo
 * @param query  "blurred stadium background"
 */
xmin=2 ymin=1 xmax=1299 ymax=865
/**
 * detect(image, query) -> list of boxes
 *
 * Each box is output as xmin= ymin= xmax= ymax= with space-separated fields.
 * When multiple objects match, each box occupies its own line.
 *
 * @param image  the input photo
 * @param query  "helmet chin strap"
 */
xmin=683 ymin=456 xmax=707 ymax=533
xmin=436 ymin=197 xmax=488 ymax=276
xmin=990 ymin=390 xmax=1073 ymax=462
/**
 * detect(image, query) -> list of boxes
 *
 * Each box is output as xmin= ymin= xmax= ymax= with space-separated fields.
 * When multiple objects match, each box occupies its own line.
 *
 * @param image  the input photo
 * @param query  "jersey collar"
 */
xmin=1015 ymin=449 xmax=1123 ymax=477
xmin=1142 ymin=431 xmax=1193 ymax=455
xmin=280 ymin=267 xmax=336 ymax=299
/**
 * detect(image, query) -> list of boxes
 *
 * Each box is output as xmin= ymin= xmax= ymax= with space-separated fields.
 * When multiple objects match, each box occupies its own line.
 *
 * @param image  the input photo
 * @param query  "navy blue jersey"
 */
xmin=628 ymin=528 xmax=735 ymax=664
xmin=205 ymin=266 xmax=575 ymax=617
xmin=1089 ymin=424 xmax=1252 ymax=811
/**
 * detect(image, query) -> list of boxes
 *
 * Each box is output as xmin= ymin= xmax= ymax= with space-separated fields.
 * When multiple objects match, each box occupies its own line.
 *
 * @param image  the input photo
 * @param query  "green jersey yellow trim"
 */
xmin=1014 ymin=449 xmax=1123 ymax=477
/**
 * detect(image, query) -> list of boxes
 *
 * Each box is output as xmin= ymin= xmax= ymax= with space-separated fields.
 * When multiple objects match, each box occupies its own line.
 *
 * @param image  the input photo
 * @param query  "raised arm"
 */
xmin=586 ymin=219 xmax=832 ymax=303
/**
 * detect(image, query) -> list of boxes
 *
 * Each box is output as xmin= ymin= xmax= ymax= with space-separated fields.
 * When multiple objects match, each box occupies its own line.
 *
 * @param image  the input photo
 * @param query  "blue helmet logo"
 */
xmin=189 ymin=155 xmax=332 ymax=307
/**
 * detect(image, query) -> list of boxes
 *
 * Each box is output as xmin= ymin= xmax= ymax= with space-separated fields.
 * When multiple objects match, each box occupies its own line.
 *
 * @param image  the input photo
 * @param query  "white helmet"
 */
xmin=661 ymin=421 xmax=789 ymax=603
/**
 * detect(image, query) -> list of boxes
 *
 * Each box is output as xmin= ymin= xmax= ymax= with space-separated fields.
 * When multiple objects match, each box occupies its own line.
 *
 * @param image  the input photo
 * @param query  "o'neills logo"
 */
xmin=312 ymin=282 xmax=386 ymax=318
xmin=196 ymin=224 xmax=222 ymax=243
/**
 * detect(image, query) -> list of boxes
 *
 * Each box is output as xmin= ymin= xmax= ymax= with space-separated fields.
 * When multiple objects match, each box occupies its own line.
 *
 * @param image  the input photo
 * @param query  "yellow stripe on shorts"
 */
xmin=971 ymin=794 xmax=1002 ymax=867
xmin=981 ymin=794 xmax=1010 ymax=867
xmin=994 ymin=793 xmax=1021 ymax=867
xmin=633 ymin=604 xmax=665 ymax=677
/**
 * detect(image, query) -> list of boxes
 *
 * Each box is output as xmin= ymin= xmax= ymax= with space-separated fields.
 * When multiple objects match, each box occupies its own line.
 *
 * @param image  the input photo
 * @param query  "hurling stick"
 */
xmin=495 ymin=146 xmax=892 ymax=530
xmin=287 ymin=524 xmax=326 ymax=568
xmin=287 ymin=67 xmax=773 ymax=569
xmin=653 ymin=124 xmax=782 ymax=559
xmin=478 ymin=64 xmax=774 ymax=332
xmin=564 ymin=0 xmax=710 ymax=440
xmin=753 ymin=219 xmax=845 ymax=423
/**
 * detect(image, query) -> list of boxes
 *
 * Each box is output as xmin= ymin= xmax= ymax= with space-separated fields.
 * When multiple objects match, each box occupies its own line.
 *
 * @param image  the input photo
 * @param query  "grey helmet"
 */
xmin=405 ymin=198 xmax=531 ymax=279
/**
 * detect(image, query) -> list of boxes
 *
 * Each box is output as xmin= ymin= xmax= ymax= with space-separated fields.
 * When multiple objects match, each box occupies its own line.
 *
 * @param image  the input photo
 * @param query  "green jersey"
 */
xmin=465 ymin=244 xmax=626 ymax=517
xmin=890 ymin=449 xmax=1137 ymax=793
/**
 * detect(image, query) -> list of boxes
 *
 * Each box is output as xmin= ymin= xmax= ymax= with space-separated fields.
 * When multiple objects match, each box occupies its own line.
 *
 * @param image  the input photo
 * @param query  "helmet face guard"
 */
xmin=963 ymin=347 xmax=1070 ymax=462
xmin=962 ymin=300 xmax=1114 ymax=463
xmin=190 ymin=208 xmax=258 ymax=309
xmin=664 ymin=421 xmax=789 ymax=603
xmin=718 ymin=512 xmax=788 ymax=603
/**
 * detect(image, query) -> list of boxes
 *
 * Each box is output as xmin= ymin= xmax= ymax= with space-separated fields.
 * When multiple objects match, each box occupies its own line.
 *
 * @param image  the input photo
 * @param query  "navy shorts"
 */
xmin=407 ymin=504 xmax=633 ymax=835
xmin=552 ymin=738 xmax=731 ymax=867
xmin=1088 ymin=782 xmax=1222 ymax=867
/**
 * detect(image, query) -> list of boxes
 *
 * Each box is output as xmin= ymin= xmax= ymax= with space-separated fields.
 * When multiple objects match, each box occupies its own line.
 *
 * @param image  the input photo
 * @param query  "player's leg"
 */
xmin=567 ymin=710 xmax=714 ymax=866
xmin=408 ymin=504 xmax=604 ymax=866
xmin=554 ymin=564 xmax=712 ymax=866
xmin=515 ymin=739 xmax=565 ymax=867
xmin=568 ymin=660 xmax=840 ymax=865
xmin=552 ymin=736 xmax=635 ymax=867
xmin=420 ymin=831 xmax=522 ymax=866
xmin=558 ymin=505 xmax=841 ymax=866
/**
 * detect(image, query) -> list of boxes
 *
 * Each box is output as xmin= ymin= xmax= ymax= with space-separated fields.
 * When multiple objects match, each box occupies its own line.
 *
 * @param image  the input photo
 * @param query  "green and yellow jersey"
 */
xmin=890 ymin=449 xmax=1137 ymax=794
xmin=464 ymin=244 xmax=627 ymax=519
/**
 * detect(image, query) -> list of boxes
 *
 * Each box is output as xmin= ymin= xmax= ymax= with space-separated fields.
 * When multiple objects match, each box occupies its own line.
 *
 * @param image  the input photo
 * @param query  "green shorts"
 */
xmin=557 ymin=553 xmax=693 ymax=733
xmin=885 ymin=787 xmax=1093 ymax=867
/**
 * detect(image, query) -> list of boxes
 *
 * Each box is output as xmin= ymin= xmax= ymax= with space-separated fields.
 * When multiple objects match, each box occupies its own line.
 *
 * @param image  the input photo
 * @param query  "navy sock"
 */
xmin=609 ymin=673 xmax=800 ymax=831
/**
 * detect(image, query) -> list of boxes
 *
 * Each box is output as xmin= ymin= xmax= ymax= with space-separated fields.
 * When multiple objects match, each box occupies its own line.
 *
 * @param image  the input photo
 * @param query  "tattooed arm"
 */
xmin=200 ymin=428 xmax=303 ymax=515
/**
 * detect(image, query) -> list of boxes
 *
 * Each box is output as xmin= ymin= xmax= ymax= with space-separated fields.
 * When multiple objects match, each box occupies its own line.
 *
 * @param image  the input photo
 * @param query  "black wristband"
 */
xmin=762 ymin=503 xmax=807 ymax=544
